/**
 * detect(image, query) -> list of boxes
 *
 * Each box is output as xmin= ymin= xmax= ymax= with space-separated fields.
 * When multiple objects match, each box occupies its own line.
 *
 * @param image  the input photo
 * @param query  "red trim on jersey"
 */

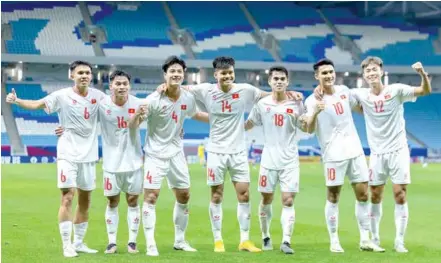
xmin=181 ymin=105 xmax=187 ymax=110
xmin=232 ymin=93 xmax=239 ymax=99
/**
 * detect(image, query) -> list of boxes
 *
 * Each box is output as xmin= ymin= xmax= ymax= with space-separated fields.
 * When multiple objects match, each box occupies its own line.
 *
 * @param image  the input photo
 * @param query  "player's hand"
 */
xmin=156 ymin=83 xmax=167 ymax=94
xmin=286 ymin=91 xmax=303 ymax=101
xmin=313 ymin=85 xmax=324 ymax=100
xmin=136 ymin=104 xmax=148 ymax=120
xmin=299 ymin=115 xmax=308 ymax=130
xmin=55 ymin=126 xmax=64 ymax=137
xmin=314 ymin=100 xmax=325 ymax=113
xmin=412 ymin=62 xmax=427 ymax=75
xmin=6 ymin=88 xmax=17 ymax=104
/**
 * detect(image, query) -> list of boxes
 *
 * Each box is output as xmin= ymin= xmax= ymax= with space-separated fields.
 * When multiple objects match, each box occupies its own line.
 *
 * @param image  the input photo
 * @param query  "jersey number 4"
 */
xmin=172 ymin=111 xmax=178 ymax=123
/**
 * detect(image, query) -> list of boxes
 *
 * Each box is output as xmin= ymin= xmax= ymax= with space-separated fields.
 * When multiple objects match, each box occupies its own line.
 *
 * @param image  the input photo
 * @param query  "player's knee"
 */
xmin=370 ymin=187 xmax=384 ymax=203
xmin=282 ymin=196 xmax=294 ymax=207
xmin=107 ymin=198 xmax=119 ymax=208
xmin=145 ymin=192 xmax=159 ymax=205
xmin=356 ymin=190 xmax=369 ymax=202
xmin=238 ymin=190 xmax=249 ymax=203
xmin=261 ymin=194 xmax=273 ymax=205
xmin=393 ymin=189 xmax=407 ymax=204
xmin=177 ymin=190 xmax=190 ymax=204
xmin=126 ymin=195 xmax=138 ymax=207
xmin=61 ymin=190 xmax=74 ymax=207
xmin=327 ymin=188 xmax=340 ymax=203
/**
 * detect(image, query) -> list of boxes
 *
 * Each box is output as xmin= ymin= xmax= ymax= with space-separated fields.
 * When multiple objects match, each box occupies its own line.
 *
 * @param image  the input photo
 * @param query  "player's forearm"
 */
xmin=258 ymin=91 xmax=271 ymax=100
xmin=244 ymin=120 xmax=254 ymax=131
xmin=128 ymin=115 xmax=143 ymax=129
xmin=306 ymin=113 xmax=319 ymax=133
xmin=15 ymin=98 xmax=45 ymax=110
xmin=415 ymin=73 xmax=432 ymax=96
xmin=192 ymin=112 xmax=209 ymax=123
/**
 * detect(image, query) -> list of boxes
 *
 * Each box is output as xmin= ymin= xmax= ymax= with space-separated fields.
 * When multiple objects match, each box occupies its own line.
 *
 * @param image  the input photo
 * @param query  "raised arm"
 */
xmin=6 ymin=88 xmax=46 ymax=110
xmin=128 ymin=104 xmax=148 ymax=129
xmin=411 ymin=62 xmax=432 ymax=96
xmin=304 ymin=100 xmax=324 ymax=134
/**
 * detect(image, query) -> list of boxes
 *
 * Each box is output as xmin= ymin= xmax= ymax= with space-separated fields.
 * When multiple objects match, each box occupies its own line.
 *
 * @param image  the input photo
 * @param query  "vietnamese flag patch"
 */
xmin=91 ymin=98 xmax=96 ymax=104
xmin=128 ymin=108 xmax=135 ymax=114
xmin=232 ymin=93 xmax=239 ymax=99
xmin=286 ymin=108 xmax=293 ymax=114
xmin=340 ymin=94 xmax=346 ymax=99
xmin=181 ymin=105 xmax=187 ymax=110
xmin=384 ymin=94 xmax=391 ymax=99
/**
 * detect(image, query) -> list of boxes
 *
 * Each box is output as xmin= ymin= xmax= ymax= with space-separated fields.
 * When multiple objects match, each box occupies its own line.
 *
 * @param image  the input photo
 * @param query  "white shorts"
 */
xmin=103 ymin=168 xmax=143 ymax=196
xmin=369 ymin=147 xmax=411 ymax=186
xmin=206 ymin=151 xmax=249 ymax=186
xmin=258 ymin=166 xmax=300 ymax=193
xmin=57 ymin=160 xmax=96 ymax=191
xmin=143 ymin=151 xmax=190 ymax=190
xmin=323 ymin=155 xmax=369 ymax=187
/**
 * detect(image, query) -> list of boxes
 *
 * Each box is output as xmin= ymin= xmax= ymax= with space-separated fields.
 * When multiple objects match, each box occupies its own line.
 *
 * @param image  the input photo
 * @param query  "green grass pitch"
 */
xmin=2 ymin=163 xmax=441 ymax=262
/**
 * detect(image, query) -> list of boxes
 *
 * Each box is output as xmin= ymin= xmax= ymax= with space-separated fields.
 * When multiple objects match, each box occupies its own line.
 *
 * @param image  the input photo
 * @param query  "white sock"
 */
xmin=370 ymin=202 xmax=383 ymax=242
xmin=142 ymin=202 xmax=156 ymax=245
xmin=127 ymin=205 xmax=140 ymax=244
xmin=73 ymin=222 xmax=88 ymax=246
xmin=394 ymin=203 xmax=409 ymax=245
xmin=105 ymin=206 xmax=119 ymax=244
xmin=209 ymin=202 xmax=223 ymax=242
xmin=59 ymin=221 xmax=73 ymax=248
xmin=259 ymin=203 xmax=273 ymax=239
xmin=325 ymin=200 xmax=339 ymax=243
xmin=237 ymin=202 xmax=251 ymax=242
xmin=355 ymin=201 xmax=370 ymax=243
xmin=173 ymin=202 xmax=189 ymax=244
xmin=281 ymin=205 xmax=295 ymax=244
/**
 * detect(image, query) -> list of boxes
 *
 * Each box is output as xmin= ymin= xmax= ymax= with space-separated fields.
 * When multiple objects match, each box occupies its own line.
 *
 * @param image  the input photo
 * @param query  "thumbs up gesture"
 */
xmin=6 ymin=88 xmax=18 ymax=104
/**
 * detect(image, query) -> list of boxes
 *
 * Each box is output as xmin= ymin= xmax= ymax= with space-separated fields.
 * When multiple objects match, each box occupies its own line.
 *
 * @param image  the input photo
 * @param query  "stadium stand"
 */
xmin=2 ymin=2 xmax=440 ymax=64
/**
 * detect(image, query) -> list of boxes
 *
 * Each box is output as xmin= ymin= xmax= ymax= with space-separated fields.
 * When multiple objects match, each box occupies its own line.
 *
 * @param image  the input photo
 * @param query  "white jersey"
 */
xmin=350 ymin=83 xmax=416 ymax=154
xmin=189 ymin=83 xmax=262 ymax=154
xmin=143 ymin=89 xmax=198 ymax=159
xmin=247 ymin=96 xmax=304 ymax=170
xmin=99 ymin=95 xmax=144 ymax=173
xmin=43 ymin=87 xmax=105 ymax=162
xmin=305 ymin=85 xmax=364 ymax=162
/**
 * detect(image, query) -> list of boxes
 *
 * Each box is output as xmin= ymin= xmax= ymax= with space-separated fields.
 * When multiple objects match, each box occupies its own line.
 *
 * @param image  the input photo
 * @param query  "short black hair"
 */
xmin=109 ymin=70 xmax=131 ymax=82
xmin=69 ymin=60 xmax=93 ymax=72
xmin=313 ymin=58 xmax=334 ymax=71
xmin=268 ymin=66 xmax=289 ymax=78
xmin=212 ymin=56 xmax=235 ymax=70
xmin=162 ymin=56 xmax=187 ymax=73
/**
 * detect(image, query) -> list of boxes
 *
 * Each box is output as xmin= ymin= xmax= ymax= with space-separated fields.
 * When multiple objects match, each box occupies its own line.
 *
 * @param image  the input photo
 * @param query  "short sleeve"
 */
xmin=243 ymin=83 xmax=262 ymax=104
xmin=304 ymin=96 xmax=316 ymax=118
xmin=188 ymin=83 xmax=211 ymax=104
xmin=187 ymin=95 xmax=198 ymax=118
xmin=247 ymin=105 xmax=262 ymax=126
xmin=42 ymin=89 xmax=62 ymax=114
xmin=393 ymin=83 xmax=416 ymax=103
